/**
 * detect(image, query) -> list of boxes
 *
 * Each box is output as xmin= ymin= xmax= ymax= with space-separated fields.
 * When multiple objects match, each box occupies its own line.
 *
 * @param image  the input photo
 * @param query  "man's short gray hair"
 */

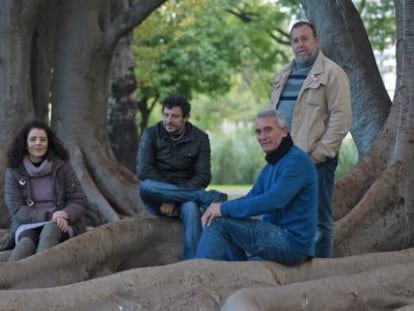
xmin=256 ymin=109 xmax=288 ymax=129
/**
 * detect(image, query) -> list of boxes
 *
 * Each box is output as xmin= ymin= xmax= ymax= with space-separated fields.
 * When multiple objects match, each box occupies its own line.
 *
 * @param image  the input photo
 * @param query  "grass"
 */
xmin=208 ymin=184 xmax=251 ymax=191
xmin=208 ymin=184 xmax=251 ymax=200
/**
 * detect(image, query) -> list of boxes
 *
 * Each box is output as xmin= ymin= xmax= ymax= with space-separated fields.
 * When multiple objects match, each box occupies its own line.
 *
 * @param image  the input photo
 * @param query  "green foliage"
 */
xmin=335 ymin=133 xmax=359 ymax=179
xmin=191 ymin=77 xmax=268 ymax=131
xmin=133 ymin=0 xmax=291 ymax=108
xmin=209 ymin=128 xmax=358 ymax=185
xmin=209 ymin=122 xmax=265 ymax=185
xmin=134 ymin=1 xmax=236 ymax=101
xmin=134 ymin=0 xmax=396 ymax=123
xmin=210 ymin=127 xmax=358 ymax=185
xmin=355 ymin=0 xmax=396 ymax=51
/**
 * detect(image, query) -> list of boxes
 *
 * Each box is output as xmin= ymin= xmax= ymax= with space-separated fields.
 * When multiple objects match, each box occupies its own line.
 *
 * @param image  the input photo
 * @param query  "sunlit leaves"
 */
xmin=355 ymin=0 xmax=395 ymax=51
xmin=133 ymin=0 xmax=290 ymax=109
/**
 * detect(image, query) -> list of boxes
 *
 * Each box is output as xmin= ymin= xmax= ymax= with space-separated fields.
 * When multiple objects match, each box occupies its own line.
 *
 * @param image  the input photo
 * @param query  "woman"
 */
xmin=4 ymin=120 xmax=87 ymax=261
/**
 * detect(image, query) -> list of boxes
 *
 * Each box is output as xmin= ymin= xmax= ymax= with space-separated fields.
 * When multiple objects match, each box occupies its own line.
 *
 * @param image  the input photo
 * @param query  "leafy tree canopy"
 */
xmin=133 ymin=0 xmax=396 ymax=130
xmin=355 ymin=0 xmax=396 ymax=51
xmin=133 ymin=0 xmax=291 ymax=127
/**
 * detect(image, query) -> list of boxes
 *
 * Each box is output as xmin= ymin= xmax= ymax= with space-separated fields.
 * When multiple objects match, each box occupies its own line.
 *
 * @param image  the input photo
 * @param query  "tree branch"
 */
xmin=104 ymin=0 xmax=167 ymax=51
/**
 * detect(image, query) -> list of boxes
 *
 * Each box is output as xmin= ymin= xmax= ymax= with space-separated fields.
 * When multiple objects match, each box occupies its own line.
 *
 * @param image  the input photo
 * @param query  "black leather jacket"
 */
xmin=137 ymin=121 xmax=211 ymax=189
xmin=4 ymin=156 xmax=87 ymax=239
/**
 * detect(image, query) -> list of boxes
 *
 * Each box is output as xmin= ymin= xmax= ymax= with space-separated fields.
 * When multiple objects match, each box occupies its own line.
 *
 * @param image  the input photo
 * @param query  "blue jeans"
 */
xmin=195 ymin=218 xmax=309 ymax=266
xmin=314 ymin=155 xmax=338 ymax=258
xmin=139 ymin=180 xmax=225 ymax=260
xmin=139 ymin=180 xmax=225 ymax=211
xmin=179 ymin=201 xmax=201 ymax=259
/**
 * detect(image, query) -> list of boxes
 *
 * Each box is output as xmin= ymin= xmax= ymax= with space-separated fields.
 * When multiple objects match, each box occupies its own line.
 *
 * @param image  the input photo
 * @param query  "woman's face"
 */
xmin=27 ymin=128 xmax=48 ymax=163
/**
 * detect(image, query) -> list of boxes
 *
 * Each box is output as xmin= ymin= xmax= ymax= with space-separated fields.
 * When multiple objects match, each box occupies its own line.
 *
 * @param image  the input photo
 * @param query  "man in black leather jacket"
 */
xmin=137 ymin=94 xmax=226 ymax=259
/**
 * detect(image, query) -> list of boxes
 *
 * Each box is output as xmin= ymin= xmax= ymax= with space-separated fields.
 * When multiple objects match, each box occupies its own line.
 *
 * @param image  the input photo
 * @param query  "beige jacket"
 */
xmin=270 ymin=51 xmax=352 ymax=162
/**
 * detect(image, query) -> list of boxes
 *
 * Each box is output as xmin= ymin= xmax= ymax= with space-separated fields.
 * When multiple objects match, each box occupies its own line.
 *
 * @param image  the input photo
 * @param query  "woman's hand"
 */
xmin=52 ymin=211 xmax=69 ymax=232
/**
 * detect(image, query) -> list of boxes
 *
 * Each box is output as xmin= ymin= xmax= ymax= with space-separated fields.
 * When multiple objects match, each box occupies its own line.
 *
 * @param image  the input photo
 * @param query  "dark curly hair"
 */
xmin=6 ymin=120 xmax=69 ymax=168
xmin=162 ymin=94 xmax=191 ymax=118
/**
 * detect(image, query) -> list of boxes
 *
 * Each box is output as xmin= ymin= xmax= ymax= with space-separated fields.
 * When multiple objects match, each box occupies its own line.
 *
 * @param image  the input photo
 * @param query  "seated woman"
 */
xmin=4 ymin=120 xmax=87 ymax=261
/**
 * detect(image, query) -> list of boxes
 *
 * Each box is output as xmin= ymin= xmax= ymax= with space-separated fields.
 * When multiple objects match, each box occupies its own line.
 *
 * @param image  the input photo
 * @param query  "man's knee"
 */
xmin=139 ymin=180 xmax=153 ymax=196
xmin=202 ymin=217 xmax=227 ymax=234
xmin=139 ymin=180 xmax=175 ymax=203
xmin=139 ymin=181 xmax=161 ymax=209
xmin=211 ymin=217 xmax=227 ymax=227
xmin=180 ymin=202 xmax=200 ymax=219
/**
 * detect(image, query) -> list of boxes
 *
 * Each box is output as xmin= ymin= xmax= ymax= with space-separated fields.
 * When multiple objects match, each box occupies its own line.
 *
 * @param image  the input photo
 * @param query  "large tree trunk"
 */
xmin=0 ymin=0 xmax=45 ymax=227
xmin=50 ymin=0 xmax=136 ymax=223
xmin=1 ymin=0 xmax=414 ymax=310
xmin=107 ymin=1 xmax=139 ymax=174
xmin=0 ymin=0 xmax=166 ymax=226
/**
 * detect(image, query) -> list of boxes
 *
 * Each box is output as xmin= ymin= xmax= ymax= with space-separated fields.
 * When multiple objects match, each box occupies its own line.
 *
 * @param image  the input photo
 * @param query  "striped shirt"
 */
xmin=277 ymin=62 xmax=312 ymax=130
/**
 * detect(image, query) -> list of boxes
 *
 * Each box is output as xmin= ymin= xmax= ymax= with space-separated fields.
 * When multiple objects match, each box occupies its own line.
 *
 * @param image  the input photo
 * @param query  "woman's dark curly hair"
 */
xmin=6 ymin=120 xmax=69 ymax=168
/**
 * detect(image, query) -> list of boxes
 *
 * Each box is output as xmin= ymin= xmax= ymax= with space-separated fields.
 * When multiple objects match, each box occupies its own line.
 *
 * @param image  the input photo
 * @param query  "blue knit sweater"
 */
xmin=220 ymin=145 xmax=318 ymax=256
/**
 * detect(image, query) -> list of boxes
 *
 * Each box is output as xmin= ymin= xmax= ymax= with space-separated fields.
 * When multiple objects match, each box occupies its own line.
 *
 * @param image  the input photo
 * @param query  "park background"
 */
xmin=2 ymin=0 xmax=414 ymax=309
xmin=120 ymin=0 xmax=394 ymax=194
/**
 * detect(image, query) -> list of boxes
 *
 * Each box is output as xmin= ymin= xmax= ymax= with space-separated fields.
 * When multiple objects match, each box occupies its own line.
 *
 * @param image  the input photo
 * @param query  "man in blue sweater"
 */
xmin=195 ymin=109 xmax=318 ymax=265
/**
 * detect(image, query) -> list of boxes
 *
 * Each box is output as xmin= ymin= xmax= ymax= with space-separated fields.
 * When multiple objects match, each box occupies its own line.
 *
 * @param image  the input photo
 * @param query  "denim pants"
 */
xmin=195 ymin=218 xmax=309 ymax=266
xmin=139 ymin=180 xmax=224 ymax=259
xmin=139 ymin=180 xmax=224 ymax=210
xmin=314 ymin=155 xmax=338 ymax=258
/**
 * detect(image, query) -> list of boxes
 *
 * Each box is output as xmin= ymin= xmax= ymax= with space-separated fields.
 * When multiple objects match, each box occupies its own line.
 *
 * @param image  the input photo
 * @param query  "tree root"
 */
xmin=70 ymin=145 xmax=120 ymax=223
xmin=1 ymin=238 xmax=414 ymax=309
xmin=334 ymin=162 xmax=407 ymax=256
xmin=222 ymin=261 xmax=414 ymax=311
xmin=0 ymin=218 xmax=182 ymax=289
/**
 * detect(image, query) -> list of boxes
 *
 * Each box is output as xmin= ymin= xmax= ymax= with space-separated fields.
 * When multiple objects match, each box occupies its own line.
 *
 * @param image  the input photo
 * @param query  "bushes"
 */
xmin=210 ymin=122 xmax=264 ymax=185
xmin=210 ymin=124 xmax=358 ymax=185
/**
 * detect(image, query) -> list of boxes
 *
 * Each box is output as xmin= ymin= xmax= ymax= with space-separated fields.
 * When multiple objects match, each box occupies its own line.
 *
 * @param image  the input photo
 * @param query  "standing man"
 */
xmin=195 ymin=109 xmax=318 ymax=266
xmin=270 ymin=20 xmax=352 ymax=257
xmin=137 ymin=94 xmax=226 ymax=260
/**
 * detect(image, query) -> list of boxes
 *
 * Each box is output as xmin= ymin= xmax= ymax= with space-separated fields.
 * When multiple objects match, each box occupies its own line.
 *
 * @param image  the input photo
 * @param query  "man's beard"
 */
xmin=295 ymin=48 xmax=319 ymax=65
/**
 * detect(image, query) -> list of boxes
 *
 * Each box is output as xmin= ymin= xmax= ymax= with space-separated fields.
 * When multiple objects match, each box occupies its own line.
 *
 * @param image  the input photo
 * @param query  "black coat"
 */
xmin=137 ymin=121 xmax=211 ymax=189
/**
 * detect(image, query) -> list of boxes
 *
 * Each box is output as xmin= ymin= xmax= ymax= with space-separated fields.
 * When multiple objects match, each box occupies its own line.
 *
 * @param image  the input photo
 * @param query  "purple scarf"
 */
xmin=23 ymin=156 xmax=55 ymax=211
